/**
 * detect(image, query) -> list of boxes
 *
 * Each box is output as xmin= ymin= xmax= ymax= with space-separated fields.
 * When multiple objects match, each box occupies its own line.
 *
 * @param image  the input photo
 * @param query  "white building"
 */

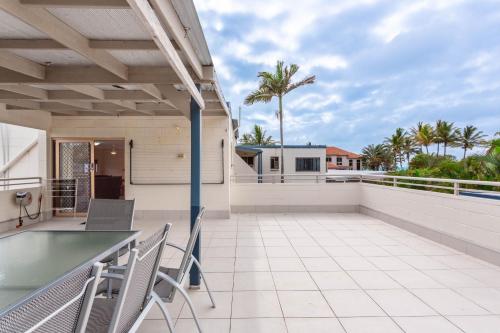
xmin=235 ymin=145 xmax=327 ymax=182
xmin=326 ymin=146 xmax=363 ymax=171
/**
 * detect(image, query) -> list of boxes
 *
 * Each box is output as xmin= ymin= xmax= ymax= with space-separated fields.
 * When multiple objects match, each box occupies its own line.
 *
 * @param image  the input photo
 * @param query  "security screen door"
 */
xmin=55 ymin=140 xmax=94 ymax=215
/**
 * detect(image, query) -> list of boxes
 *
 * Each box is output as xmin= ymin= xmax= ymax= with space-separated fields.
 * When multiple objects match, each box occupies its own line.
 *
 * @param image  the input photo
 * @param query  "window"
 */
xmin=270 ymin=156 xmax=279 ymax=170
xmin=356 ymin=159 xmax=361 ymax=170
xmin=336 ymin=157 xmax=343 ymax=166
xmin=349 ymin=159 xmax=353 ymax=168
xmin=296 ymin=157 xmax=320 ymax=172
xmin=242 ymin=156 xmax=254 ymax=168
xmin=326 ymin=157 xmax=332 ymax=162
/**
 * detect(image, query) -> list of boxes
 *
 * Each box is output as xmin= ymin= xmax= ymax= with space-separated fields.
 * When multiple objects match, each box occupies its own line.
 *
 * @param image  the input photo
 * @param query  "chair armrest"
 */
xmin=101 ymin=272 xmax=124 ymax=281
xmin=165 ymin=242 xmax=186 ymax=253
xmin=107 ymin=265 xmax=126 ymax=271
xmin=157 ymin=270 xmax=179 ymax=285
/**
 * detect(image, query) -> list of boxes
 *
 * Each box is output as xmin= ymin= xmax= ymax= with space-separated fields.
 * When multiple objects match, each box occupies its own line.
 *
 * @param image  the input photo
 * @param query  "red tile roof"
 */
xmin=326 ymin=146 xmax=361 ymax=159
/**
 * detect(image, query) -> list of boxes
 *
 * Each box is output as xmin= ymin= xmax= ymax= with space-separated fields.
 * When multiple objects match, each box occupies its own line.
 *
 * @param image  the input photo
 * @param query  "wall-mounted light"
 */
xmin=94 ymin=141 xmax=101 ymax=146
xmin=177 ymin=153 xmax=185 ymax=159
xmin=110 ymin=145 xmax=117 ymax=155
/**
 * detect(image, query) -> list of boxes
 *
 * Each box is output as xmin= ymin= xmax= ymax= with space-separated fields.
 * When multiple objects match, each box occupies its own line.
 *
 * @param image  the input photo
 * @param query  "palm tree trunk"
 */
xmin=279 ymin=95 xmax=284 ymax=183
xmin=425 ymin=145 xmax=429 ymax=154
xmin=436 ymin=143 xmax=440 ymax=156
xmin=444 ymin=143 xmax=447 ymax=156
xmin=463 ymin=147 xmax=467 ymax=160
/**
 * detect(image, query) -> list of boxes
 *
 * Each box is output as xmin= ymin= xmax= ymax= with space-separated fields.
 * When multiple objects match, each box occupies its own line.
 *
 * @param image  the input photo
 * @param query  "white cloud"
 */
xmin=231 ymin=81 xmax=257 ymax=95
xmin=212 ymin=55 xmax=232 ymax=80
xmin=372 ymin=0 xmax=464 ymax=43
xmin=288 ymin=93 xmax=342 ymax=111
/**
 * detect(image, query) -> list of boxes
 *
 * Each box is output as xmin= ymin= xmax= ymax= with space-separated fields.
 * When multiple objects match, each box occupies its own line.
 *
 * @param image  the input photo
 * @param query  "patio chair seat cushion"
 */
xmin=153 ymin=266 xmax=180 ymax=302
xmin=86 ymin=298 xmax=117 ymax=333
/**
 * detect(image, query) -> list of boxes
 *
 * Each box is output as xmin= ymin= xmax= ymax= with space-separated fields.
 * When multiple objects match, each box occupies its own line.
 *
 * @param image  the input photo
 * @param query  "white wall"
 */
xmin=51 ymin=116 xmax=232 ymax=216
xmin=360 ymin=183 xmax=500 ymax=252
xmin=0 ymin=186 xmax=46 ymax=232
xmin=231 ymin=183 xmax=360 ymax=212
xmin=258 ymin=147 xmax=326 ymax=175
xmin=327 ymin=154 xmax=362 ymax=170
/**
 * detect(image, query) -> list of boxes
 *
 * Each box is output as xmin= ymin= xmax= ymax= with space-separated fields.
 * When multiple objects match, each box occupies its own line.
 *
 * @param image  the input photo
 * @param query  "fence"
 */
xmin=231 ymin=174 xmax=500 ymax=199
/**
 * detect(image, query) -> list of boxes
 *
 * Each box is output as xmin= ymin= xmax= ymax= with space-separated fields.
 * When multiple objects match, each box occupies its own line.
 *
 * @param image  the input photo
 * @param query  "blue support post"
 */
xmin=257 ymin=152 xmax=263 ymax=183
xmin=190 ymin=84 xmax=202 ymax=287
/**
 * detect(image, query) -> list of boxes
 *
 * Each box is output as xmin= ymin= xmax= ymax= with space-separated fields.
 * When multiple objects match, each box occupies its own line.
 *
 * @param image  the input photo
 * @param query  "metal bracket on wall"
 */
xmin=128 ymin=139 xmax=224 ymax=185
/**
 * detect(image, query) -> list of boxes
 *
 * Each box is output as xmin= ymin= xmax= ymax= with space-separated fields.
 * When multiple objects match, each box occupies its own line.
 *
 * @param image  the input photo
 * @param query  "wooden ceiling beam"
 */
xmin=0 ymin=39 xmax=160 ymax=50
xmin=0 ymin=84 xmax=48 ymax=99
xmin=0 ymin=1 xmax=128 ymax=79
xmin=0 ymin=66 xmax=186 ymax=85
xmin=19 ymin=0 xmax=129 ymax=9
xmin=127 ymin=0 xmax=204 ymax=110
xmin=0 ymin=50 xmax=45 ymax=79
xmin=150 ymin=0 xmax=203 ymax=78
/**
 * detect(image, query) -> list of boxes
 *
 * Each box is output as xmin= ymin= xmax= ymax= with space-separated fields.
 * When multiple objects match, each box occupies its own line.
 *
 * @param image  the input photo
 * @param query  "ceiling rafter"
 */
xmin=19 ymin=0 xmax=129 ymax=8
xmin=0 ymin=50 xmax=45 ymax=79
xmin=0 ymin=0 xmax=128 ymax=79
xmin=127 ymin=0 xmax=205 ymax=110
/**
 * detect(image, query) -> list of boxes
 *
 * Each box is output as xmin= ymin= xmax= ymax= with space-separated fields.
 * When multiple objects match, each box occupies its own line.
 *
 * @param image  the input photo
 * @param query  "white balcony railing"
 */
xmin=231 ymin=173 xmax=500 ymax=200
xmin=0 ymin=177 xmax=42 ymax=190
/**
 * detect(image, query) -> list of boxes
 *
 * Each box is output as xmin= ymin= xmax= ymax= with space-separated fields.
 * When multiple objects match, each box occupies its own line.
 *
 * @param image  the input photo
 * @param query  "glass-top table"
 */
xmin=0 ymin=230 xmax=139 ymax=316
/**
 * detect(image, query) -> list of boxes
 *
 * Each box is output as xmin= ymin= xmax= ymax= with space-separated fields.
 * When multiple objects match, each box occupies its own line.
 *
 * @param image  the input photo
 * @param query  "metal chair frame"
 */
xmin=155 ymin=207 xmax=216 ymax=333
xmin=0 ymin=262 xmax=103 ymax=333
xmin=94 ymin=224 xmax=174 ymax=333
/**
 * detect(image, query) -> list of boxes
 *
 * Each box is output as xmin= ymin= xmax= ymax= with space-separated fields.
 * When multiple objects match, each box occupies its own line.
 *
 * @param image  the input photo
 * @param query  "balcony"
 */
xmin=1 ymin=175 xmax=499 ymax=332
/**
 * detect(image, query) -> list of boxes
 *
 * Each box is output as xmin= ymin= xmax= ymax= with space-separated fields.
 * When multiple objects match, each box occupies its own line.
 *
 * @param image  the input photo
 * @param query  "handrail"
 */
xmin=231 ymin=173 xmax=500 ymax=198
xmin=0 ymin=177 xmax=42 ymax=188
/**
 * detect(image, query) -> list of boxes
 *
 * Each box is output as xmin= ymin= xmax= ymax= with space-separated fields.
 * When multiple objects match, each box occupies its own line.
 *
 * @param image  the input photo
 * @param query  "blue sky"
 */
xmin=194 ymin=0 xmax=500 ymax=155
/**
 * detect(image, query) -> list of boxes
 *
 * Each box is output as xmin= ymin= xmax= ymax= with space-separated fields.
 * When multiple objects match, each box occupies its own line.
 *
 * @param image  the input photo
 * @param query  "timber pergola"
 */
xmin=0 ymin=0 xmax=228 ymax=287
xmin=0 ymin=0 xmax=229 ymax=118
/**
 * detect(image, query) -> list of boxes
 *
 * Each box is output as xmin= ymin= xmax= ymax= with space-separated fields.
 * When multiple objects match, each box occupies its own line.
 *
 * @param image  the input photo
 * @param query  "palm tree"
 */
xmin=435 ymin=121 xmax=459 ymax=156
xmin=411 ymin=122 xmax=434 ymax=154
xmin=385 ymin=128 xmax=407 ymax=169
xmin=402 ymin=136 xmax=420 ymax=164
xmin=457 ymin=125 xmax=486 ymax=159
xmin=434 ymin=120 xmax=444 ymax=156
xmin=244 ymin=60 xmax=316 ymax=180
xmin=362 ymin=144 xmax=391 ymax=170
xmin=240 ymin=124 xmax=274 ymax=145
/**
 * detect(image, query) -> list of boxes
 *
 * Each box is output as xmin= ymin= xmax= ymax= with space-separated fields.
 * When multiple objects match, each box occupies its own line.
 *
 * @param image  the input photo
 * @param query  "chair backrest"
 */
xmin=108 ymin=224 xmax=171 ymax=333
xmin=85 ymin=199 xmax=135 ymax=231
xmin=177 ymin=207 xmax=206 ymax=284
xmin=0 ymin=263 xmax=103 ymax=333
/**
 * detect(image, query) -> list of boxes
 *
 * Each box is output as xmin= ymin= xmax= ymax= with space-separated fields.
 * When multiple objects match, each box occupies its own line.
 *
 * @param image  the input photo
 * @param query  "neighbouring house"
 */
xmin=326 ymin=146 xmax=363 ymax=170
xmin=234 ymin=145 xmax=327 ymax=182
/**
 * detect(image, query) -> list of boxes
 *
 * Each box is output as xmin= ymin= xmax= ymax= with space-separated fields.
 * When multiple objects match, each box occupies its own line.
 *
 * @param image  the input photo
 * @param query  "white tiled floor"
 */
xmin=9 ymin=212 xmax=500 ymax=332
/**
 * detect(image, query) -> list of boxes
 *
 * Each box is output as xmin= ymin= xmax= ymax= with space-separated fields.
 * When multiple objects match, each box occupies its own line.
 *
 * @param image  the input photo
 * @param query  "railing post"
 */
xmin=393 ymin=178 xmax=397 ymax=187
xmin=453 ymin=182 xmax=459 ymax=196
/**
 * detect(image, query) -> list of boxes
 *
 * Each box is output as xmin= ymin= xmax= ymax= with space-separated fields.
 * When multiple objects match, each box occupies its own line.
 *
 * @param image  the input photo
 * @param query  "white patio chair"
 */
xmin=86 ymin=224 xmax=173 ymax=333
xmin=153 ymin=207 xmax=216 ymax=333
xmin=0 ymin=262 xmax=104 ymax=333
xmin=85 ymin=199 xmax=135 ymax=264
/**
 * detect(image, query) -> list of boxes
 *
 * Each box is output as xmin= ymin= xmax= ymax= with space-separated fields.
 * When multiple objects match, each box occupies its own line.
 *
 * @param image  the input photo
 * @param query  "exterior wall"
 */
xmin=231 ymin=183 xmax=360 ymax=213
xmin=0 ymin=186 xmax=49 ymax=232
xmin=51 ymin=116 xmax=231 ymax=218
xmin=360 ymin=183 xmax=500 ymax=253
xmin=259 ymin=147 xmax=326 ymax=175
xmin=0 ymin=109 xmax=51 ymax=131
xmin=327 ymin=154 xmax=362 ymax=170
xmin=232 ymin=152 xmax=257 ymax=178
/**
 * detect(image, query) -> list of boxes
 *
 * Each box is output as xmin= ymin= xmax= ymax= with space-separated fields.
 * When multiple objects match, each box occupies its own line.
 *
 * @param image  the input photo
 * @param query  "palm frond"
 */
xmin=244 ymin=87 xmax=274 ymax=105
xmin=286 ymin=75 xmax=316 ymax=93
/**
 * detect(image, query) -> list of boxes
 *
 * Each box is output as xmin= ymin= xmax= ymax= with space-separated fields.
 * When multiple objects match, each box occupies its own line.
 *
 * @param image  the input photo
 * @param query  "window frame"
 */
xmin=295 ymin=157 xmax=321 ymax=172
xmin=336 ymin=157 xmax=343 ymax=166
xmin=270 ymin=156 xmax=279 ymax=170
